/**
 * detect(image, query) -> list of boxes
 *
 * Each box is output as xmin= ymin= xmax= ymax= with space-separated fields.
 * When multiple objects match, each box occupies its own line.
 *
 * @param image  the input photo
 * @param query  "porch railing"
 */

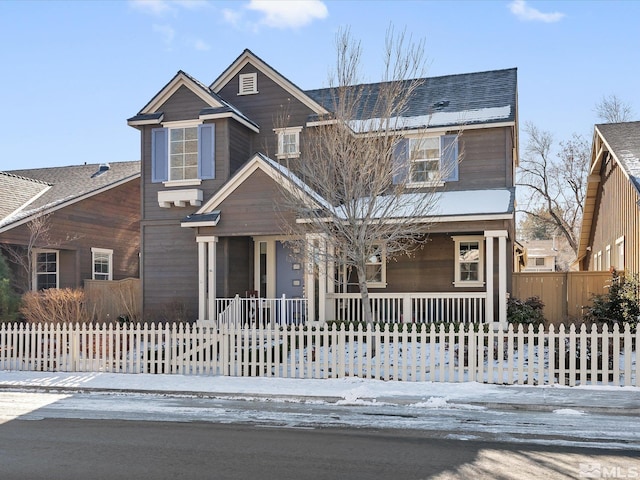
xmin=326 ymin=292 xmax=487 ymax=324
xmin=216 ymin=295 xmax=307 ymax=327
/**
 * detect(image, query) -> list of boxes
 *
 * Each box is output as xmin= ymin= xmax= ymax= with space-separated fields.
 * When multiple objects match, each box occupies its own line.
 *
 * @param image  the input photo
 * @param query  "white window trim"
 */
xmin=275 ymin=126 xmax=302 ymax=159
xmin=615 ymin=236 xmax=625 ymax=271
xmin=238 ymin=73 xmax=258 ymax=95
xmin=32 ymin=248 xmax=59 ymax=291
xmin=365 ymin=244 xmax=387 ymax=288
xmin=605 ymin=245 xmax=611 ymax=271
xmin=407 ymin=135 xmax=445 ymax=188
xmin=452 ymin=236 xmax=484 ymax=287
xmin=92 ymin=248 xmax=113 ymax=281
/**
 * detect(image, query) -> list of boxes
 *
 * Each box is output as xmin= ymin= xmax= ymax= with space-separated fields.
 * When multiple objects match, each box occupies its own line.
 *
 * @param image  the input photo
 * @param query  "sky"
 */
xmin=0 ymin=0 xmax=639 ymax=171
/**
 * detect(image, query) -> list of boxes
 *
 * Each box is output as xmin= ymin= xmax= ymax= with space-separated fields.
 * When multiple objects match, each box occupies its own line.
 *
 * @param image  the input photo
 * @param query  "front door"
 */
xmin=253 ymin=238 xmax=304 ymax=298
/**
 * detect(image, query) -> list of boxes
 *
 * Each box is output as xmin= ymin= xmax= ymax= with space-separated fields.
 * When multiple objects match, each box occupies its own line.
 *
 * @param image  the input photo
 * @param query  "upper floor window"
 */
xmin=393 ymin=134 xmax=459 ymax=186
xmin=151 ymin=123 xmax=215 ymax=183
xmin=452 ymin=236 xmax=484 ymax=287
xmin=239 ymin=73 xmax=258 ymax=95
xmin=92 ymin=248 xmax=113 ymax=281
xmin=275 ymin=127 xmax=302 ymax=158
xmin=170 ymin=127 xmax=198 ymax=181
xmin=33 ymin=249 xmax=58 ymax=291
xmin=409 ymin=137 xmax=440 ymax=183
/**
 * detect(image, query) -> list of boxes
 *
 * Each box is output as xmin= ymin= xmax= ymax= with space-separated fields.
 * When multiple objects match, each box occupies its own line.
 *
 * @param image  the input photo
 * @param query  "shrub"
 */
xmin=0 ymin=254 xmax=20 ymax=322
xmin=584 ymin=270 xmax=639 ymax=332
xmin=507 ymin=296 xmax=545 ymax=325
xmin=20 ymin=288 xmax=90 ymax=324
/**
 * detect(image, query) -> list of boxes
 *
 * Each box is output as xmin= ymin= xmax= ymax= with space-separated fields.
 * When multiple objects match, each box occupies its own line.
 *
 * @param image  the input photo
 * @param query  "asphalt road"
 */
xmin=2 ymin=418 xmax=640 ymax=480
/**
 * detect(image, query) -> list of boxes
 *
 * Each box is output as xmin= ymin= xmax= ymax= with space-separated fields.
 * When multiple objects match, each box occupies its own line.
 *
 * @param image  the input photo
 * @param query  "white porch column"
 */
xmin=485 ymin=230 xmax=508 ymax=331
xmin=196 ymin=236 xmax=217 ymax=323
xmin=484 ymin=235 xmax=494 ymax=325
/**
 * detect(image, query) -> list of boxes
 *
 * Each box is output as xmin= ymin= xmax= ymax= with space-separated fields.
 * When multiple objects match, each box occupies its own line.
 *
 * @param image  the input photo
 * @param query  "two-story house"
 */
xmin=128 ymin=50 xmax=518 ymax=328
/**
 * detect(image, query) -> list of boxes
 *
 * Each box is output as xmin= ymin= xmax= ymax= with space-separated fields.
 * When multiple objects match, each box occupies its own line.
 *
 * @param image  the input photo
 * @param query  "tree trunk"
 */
xmin=356 ymin=264 xmax=376 ymax=358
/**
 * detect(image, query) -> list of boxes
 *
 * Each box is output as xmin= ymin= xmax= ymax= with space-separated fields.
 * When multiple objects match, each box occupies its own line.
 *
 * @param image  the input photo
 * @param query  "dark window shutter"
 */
xmin=151 ymin=128 xmax=168 ymax=183
xmin=198 ymin=124 xmax=215 ymax=180
xmin=441 ymin=134 xmax=459 ymax=182
xmin=392 ymin=138 xmax=409 ymax=184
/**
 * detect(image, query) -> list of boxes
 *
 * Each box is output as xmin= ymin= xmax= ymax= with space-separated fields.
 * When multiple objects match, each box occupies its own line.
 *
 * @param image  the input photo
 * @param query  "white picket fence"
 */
xmin=0 ymin=322 xmax=637 ymax=387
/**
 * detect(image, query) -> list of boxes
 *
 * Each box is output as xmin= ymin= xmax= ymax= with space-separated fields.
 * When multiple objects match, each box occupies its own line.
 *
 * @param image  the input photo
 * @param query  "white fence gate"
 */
xmin=0 ymin=322 xmax=637 ymax=387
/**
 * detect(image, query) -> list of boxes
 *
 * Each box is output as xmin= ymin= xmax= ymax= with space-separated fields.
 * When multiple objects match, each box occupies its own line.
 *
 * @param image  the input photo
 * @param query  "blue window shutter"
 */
xmin=441 ymin=134 xmax=459 ymax=182
xmin=198 ymin=124 xmax=215 ymax=180
xmin=151 ymin=128 xmax=168 ymax=183
xmin=392 ymin=138 xmax=409 ymax=184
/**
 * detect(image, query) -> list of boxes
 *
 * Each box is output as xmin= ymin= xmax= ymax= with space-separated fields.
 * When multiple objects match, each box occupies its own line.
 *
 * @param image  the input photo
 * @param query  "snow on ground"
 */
xmin=2 ymin=371 xmax=640 ymax=450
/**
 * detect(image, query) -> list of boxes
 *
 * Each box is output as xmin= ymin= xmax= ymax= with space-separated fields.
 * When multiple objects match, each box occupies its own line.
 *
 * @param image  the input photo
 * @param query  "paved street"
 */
xmin=1 ymin=390 xmax=640 ymax=479
xmin=2 ymin=417 xmax=639 ymax=480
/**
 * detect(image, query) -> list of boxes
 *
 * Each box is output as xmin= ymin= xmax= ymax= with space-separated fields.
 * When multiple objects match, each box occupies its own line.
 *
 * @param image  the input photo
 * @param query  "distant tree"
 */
xmin=517 ymin=123 xmax=589 ymax=255
xmin=594 ymin=94 xmax=634 ymax=123
xmin=518 ymin=208 xmax=558 ymax=240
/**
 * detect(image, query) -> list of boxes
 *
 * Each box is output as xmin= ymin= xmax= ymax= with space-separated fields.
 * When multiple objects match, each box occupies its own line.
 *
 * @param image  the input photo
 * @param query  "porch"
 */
xmin=211 ymin=292 xmax=487 ymax=327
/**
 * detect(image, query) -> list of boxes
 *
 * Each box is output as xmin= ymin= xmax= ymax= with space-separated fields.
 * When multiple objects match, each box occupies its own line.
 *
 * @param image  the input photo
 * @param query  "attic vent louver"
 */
xmin=238 ymin=73 xmax=257 ymax=95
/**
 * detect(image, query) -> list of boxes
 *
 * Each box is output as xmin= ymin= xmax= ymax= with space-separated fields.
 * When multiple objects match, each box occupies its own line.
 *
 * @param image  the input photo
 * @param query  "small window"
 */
xmin=535 ymin=257 xmax=545 ymax=266
xmin=605 ymin=245 xmax=611 ymax=271
xmin=239 ymin=73 xmax=257 ymax=95
xmin=92 ymin=248 xmax=113 ymax=281
xmin=453 ymin=236 xmax=484 ymax=287
xmin=409 ymin=137 xmax=440 ymax=183
xmin=365 ymin=245 xmax=386 ymax=287
xmin=33 ymin=249 xmax=58 ymax=290
xmin=275 ymin=127 xmax=302 ymax=158
xmin=615 ymin=237 xmax=625 ymax=271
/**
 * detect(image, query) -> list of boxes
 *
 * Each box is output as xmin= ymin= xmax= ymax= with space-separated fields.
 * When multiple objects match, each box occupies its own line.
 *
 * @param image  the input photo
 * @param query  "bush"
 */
xmin=20 ymin=288 xmax=90 ymax=324
xmin=584 ymin=270 xmax=639 ymax=332
xmin=507 ymin=296 xmax=545 ymax=325
xmin=0 ymin=254 xmax=20 ymax=322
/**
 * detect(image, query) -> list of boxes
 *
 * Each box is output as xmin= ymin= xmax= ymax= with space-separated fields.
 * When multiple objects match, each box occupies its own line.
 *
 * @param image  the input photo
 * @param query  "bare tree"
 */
xmin=1 ymin=214 xmax=53 ymax=292
xmin=275 ymin=27 xmax=456 ymax=325
xmin=517 ymin=122 xmax=589 ymax=255
xmin=595 ymin=94 xmax=634 ymax=123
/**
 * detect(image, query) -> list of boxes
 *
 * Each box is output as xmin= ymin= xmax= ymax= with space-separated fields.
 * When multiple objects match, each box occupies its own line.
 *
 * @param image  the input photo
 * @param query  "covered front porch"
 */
xmin=196 ymin=229 xmax=508 ymax=329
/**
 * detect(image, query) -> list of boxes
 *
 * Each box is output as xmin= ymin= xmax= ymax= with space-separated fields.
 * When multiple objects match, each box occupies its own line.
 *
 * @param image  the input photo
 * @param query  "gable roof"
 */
xmin=578 ymin=121 xmax=640 ymax=263
xmin=0 ymin=172 xmax=50 ymax=222
xmin=210 ymin=49 xmax=329 ymax=115
xmin=0 ymin=161 xmax=140 ymax=232
xmin=595 ymin=121 xmax=640 ymax=193
xmin=127 ymin=70 xmax=259 ymax=132
xmin=305 ymin=68 xmax=518 ymax=131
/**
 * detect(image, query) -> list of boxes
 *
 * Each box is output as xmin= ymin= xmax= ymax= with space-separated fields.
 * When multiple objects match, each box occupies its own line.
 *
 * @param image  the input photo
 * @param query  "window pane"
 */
xmin=365 ymin=264 xmax=382 ymax=283
xmin=460 ymin=263 xmax=478 ymax=281
xmin=170 ymin=129 xmax=184 ymax=142
xmin=184 ymin=127 xmax=197 ymax=141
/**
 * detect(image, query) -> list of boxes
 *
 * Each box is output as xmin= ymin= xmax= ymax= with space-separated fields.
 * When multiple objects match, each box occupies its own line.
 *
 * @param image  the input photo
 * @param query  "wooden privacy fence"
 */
xmin=0 ymin=322 xmax=637 ymax=387
xmin=84 ymin=278 xmax=141 ymax=323
xmin=512 ymin=272 xmax=612 ymax=323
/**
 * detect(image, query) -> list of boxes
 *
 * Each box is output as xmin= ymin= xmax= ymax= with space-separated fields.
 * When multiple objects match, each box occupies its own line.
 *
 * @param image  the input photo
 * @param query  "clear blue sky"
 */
xmin=1 ymin=0 xmax=638 ymax=170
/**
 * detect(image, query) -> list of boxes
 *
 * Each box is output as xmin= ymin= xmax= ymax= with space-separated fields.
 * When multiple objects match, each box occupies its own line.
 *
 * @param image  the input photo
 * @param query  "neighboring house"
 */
xmin=577 ymin=122 xmax=640 ymax=275
xmin=0 ymin=162 xmax=140 ymax=292
xmin=127 ymin=49 xmax=518 ymax=328
xmin=520 ymin=239 xmax=557 ymax=272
